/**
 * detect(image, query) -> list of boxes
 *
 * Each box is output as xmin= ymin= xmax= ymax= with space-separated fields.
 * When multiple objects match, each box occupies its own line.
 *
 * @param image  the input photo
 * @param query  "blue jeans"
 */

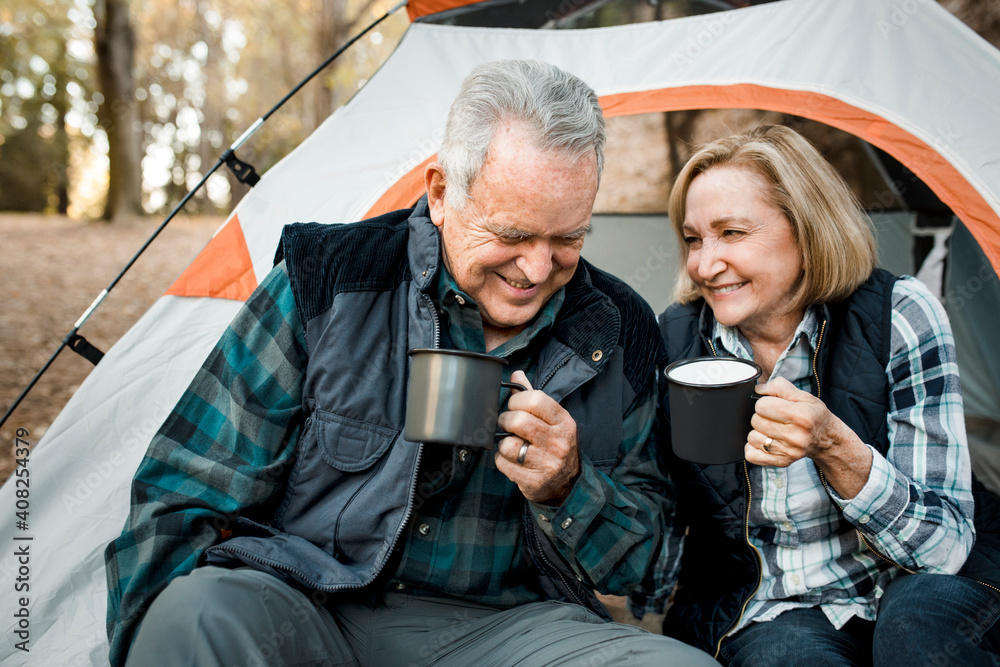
xmin=718 ymin=574 xmax=1000 ymax=667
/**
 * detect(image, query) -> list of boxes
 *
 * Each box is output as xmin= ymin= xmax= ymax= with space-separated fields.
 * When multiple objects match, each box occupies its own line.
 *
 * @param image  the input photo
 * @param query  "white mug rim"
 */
xmin=664 ymin=356 xmax=762 ymax=388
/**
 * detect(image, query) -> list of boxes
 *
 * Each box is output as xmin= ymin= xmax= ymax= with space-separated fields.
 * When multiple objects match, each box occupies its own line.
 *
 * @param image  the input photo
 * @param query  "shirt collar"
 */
xmin=712 ymin=305 xmax=824 ymax=363
xmin=434 ymin=261 xmax=565 ymax=358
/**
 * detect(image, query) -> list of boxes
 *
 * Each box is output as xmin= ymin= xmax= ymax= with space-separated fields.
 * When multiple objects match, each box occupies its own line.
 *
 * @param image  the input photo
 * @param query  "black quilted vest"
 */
xmin=658 ymin=269 xmax=1000 ymax=655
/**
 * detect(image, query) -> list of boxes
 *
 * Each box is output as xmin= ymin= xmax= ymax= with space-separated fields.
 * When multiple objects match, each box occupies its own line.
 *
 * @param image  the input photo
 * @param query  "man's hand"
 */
xmin=495 ymin=370 xmax=581 ymax=505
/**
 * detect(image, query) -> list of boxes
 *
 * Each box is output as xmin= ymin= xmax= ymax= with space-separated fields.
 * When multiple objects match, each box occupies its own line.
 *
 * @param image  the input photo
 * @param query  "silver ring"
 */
xmin=517 ymin=442 xmax=530 ymax=465
xmin=763 ymin=436 xmax=773 ymax=453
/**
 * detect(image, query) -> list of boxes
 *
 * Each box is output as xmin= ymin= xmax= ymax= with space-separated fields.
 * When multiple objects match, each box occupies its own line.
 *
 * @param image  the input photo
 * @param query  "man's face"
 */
xmin=426 ymin=123 xmax=599 ymax=349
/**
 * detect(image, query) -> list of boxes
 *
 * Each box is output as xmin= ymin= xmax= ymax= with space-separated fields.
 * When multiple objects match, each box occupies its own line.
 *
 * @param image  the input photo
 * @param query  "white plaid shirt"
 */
xmin=636 ymin=277 xmax=975 ymax=632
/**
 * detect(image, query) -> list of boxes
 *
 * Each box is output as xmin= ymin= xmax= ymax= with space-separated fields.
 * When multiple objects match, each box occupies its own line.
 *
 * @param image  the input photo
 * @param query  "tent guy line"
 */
xmin=0 ymin=0 xmax=409 ymax=434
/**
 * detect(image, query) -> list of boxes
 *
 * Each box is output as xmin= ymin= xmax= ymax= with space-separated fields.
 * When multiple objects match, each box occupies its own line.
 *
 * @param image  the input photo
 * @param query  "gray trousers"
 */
xmin=126 ymin=566 xmax=716 ymax=667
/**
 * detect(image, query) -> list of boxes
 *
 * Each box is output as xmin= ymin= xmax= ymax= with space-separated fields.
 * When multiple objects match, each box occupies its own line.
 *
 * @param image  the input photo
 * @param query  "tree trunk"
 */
xmin=312 ymin=0 xmax=379 ymax=131
xmin=53 ymin=39 xmax=70 ymax=215
xmin=94 ymin=0 xmax=143 ymax=221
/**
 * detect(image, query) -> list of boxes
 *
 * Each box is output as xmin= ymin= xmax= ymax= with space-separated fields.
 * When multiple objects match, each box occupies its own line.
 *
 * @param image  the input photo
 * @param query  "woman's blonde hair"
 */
xmin=669 ymin=124 xmax=877 ymax=308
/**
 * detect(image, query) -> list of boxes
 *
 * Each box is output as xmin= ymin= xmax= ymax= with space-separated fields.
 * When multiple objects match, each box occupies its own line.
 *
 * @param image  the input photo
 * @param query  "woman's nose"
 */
xmin=695 ymin=240 xmax=726 ymax=280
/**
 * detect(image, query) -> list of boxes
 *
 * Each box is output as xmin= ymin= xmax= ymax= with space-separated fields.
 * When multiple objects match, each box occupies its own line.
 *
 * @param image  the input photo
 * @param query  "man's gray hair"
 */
xmin=438 ymin=59 xmax=606 ymax=209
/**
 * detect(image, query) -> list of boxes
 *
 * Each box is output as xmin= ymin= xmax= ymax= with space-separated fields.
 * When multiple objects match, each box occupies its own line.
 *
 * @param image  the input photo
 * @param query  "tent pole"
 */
xmin=0 ymin=0 xmax=409 ymax=433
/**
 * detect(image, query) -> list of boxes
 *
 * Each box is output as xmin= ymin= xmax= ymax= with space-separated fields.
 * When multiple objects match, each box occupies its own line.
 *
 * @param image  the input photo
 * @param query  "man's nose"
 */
xmin=517 ymin=241 xmax=554 ymax=284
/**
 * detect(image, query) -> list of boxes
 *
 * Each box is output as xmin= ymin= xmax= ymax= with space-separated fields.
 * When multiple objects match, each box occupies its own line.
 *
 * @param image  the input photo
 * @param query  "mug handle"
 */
xmin=495 ymin=381 xmax=528 ymax=439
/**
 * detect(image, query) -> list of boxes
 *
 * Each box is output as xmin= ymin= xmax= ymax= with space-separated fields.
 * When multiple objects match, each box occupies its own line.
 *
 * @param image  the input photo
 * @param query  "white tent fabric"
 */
xmin=3 ymin=0 xmax=999 ymax=663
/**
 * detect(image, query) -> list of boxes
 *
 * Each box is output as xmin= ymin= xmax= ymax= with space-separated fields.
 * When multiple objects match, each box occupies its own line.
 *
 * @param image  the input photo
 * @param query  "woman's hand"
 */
xmin=746 ymin=377 xmax=873 ymax=499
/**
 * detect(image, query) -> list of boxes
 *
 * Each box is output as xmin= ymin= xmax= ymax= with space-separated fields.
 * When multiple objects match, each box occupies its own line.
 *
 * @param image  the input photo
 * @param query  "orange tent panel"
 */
xmin=165 ymin=214 xmax=257 ymax=301
xmin=365 ymin=84 xmax=1000 ymax=274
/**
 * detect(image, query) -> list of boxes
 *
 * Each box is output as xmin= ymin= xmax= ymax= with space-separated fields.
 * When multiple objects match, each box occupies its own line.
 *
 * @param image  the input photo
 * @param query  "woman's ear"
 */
xmin=425 ymin=163 xmax=447 ymax=228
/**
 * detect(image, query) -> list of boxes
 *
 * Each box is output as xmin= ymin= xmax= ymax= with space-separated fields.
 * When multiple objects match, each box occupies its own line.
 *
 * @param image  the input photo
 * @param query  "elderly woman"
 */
xmin=634 ymin=124 xmax=1000 ymax=665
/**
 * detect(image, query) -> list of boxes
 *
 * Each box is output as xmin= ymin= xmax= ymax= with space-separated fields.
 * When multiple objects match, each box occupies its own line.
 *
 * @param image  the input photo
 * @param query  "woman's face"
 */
xmin=682 ymin=165 xmax=805 ymax=343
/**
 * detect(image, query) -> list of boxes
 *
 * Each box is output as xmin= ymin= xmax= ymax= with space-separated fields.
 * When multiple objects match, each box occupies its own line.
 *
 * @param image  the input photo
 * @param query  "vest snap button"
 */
xmin=591 ymin=350 xmax=603 ymax=362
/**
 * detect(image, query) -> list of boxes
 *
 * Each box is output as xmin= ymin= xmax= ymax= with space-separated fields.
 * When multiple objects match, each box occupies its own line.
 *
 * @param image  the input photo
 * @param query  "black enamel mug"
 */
xmin=665 ymin=356 xmax=763 ymax=464
xmin=404 ymin=349 xmax=526 ymax=448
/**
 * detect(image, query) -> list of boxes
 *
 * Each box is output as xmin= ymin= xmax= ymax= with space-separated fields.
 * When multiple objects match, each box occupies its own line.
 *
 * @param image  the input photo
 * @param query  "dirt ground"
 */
xmin=0 ymin=212 xmax=225 ymax=482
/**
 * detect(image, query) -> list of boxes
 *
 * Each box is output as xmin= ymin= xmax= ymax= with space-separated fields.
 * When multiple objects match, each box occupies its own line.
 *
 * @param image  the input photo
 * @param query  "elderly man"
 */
xmin=105 ymin=60 xmax=715 ymax=666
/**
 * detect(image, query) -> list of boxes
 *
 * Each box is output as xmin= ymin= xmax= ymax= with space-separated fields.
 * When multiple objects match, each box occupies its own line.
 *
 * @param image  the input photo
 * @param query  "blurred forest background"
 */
xmin=0 ymin=0 xmax=998 ymax=480
xmin=1 ymin=0 xmax=997 ymax=221
xmin=0 ymin=0 xmax=409 ymax=220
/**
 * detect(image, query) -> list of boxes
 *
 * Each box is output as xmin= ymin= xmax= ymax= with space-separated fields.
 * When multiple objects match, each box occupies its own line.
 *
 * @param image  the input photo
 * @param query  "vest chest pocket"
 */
xmin=312 ymin=410 xmax=399 ymax=472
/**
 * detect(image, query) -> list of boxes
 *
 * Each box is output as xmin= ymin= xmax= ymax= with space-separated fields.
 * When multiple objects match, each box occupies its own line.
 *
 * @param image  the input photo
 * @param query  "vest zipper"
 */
xmin=812 ymin=319 xmax=827 ymax=400
xmin=420 ymin=292 xmax=441 ymax=349
xmin=713 ymin=460 xmax=764 ymax=659
xmin=523 ymin=515 xmax=588 ymax=608
xmin=974 ymin=579 xmax=1000 ymax=596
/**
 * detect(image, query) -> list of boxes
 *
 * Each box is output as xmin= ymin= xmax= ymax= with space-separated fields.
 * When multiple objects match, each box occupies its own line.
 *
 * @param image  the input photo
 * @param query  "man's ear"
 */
xmin=425 ymin=163 xmax=447 ymax=228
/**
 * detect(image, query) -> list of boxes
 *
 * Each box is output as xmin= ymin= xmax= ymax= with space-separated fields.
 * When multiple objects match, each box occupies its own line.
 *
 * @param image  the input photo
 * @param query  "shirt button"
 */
xmin=561 ymin=518 xmax=573 ymax=530
xmin=774 ymin=477 xmax=785 ymax=489
xmin=538 ymin=514 xmax=550 ymax=522
xmin=792 ymin=574 xmax=801 ymax=585
xmin=458 ymin=448 xmax=469 ymax=462
xmin=859 ymin=514 xmax=871 ymax=524
xmin=783 ymin=521 xmax=794 ymax=532
xmin=455 ymin=295 xmax=466 ymax=305
xmin=395 ymin=582 xmax=407 ymax=590
xmin=418 ymin=523 xmax=431 ymax=536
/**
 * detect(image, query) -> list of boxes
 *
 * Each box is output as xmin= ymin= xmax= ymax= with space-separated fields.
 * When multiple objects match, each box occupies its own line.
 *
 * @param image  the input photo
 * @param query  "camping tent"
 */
xmin=2 ymin=0 xmax=999 ymax=663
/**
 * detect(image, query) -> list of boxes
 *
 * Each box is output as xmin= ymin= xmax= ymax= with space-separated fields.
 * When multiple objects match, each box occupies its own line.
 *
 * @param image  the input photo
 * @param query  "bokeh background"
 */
xmin=1 ymin=0 xmax=998 ymax=483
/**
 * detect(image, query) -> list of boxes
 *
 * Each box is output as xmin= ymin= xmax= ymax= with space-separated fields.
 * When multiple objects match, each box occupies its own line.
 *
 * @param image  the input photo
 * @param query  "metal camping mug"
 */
xmin=404 ymin=349 xmax=527 ymax=448
xmin=664 ymin=356 xmax=763 ymax=464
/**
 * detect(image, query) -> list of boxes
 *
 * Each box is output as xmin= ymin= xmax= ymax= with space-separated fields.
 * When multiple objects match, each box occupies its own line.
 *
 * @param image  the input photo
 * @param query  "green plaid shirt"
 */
xmin=106 ymin=260 xmax=661 ymax=665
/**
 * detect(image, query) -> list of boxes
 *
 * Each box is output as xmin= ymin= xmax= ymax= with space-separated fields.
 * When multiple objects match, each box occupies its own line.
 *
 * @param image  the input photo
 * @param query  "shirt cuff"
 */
xmin=528 ymin=457 xmax=605 ymax=549
xmin=828 ymin=444 xmax=908 ymax=535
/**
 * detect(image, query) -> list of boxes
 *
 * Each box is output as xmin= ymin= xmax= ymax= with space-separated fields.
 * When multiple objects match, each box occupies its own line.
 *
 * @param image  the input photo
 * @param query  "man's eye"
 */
xmin=683 ymin=236 xmax=699 ymax=245
xmin=723 ymin=229 xmax=745 ymax=237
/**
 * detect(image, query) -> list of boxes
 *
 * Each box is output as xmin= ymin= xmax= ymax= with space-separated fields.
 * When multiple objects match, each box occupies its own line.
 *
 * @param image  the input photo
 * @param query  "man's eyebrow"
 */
xmin=557 ymin=224 xmax=591 ymax=239
xmin=487 ymin=222 xmax=591 ymax=240
xmin=489 ymin=224 xmax=533 ymax=240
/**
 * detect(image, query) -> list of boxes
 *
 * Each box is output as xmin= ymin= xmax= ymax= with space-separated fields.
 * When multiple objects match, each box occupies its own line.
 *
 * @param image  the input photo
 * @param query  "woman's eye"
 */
xmin=683 ymin=236 xmax=699 ymax=245
xmin=723 ymin=228 xmax=745 ymax=238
